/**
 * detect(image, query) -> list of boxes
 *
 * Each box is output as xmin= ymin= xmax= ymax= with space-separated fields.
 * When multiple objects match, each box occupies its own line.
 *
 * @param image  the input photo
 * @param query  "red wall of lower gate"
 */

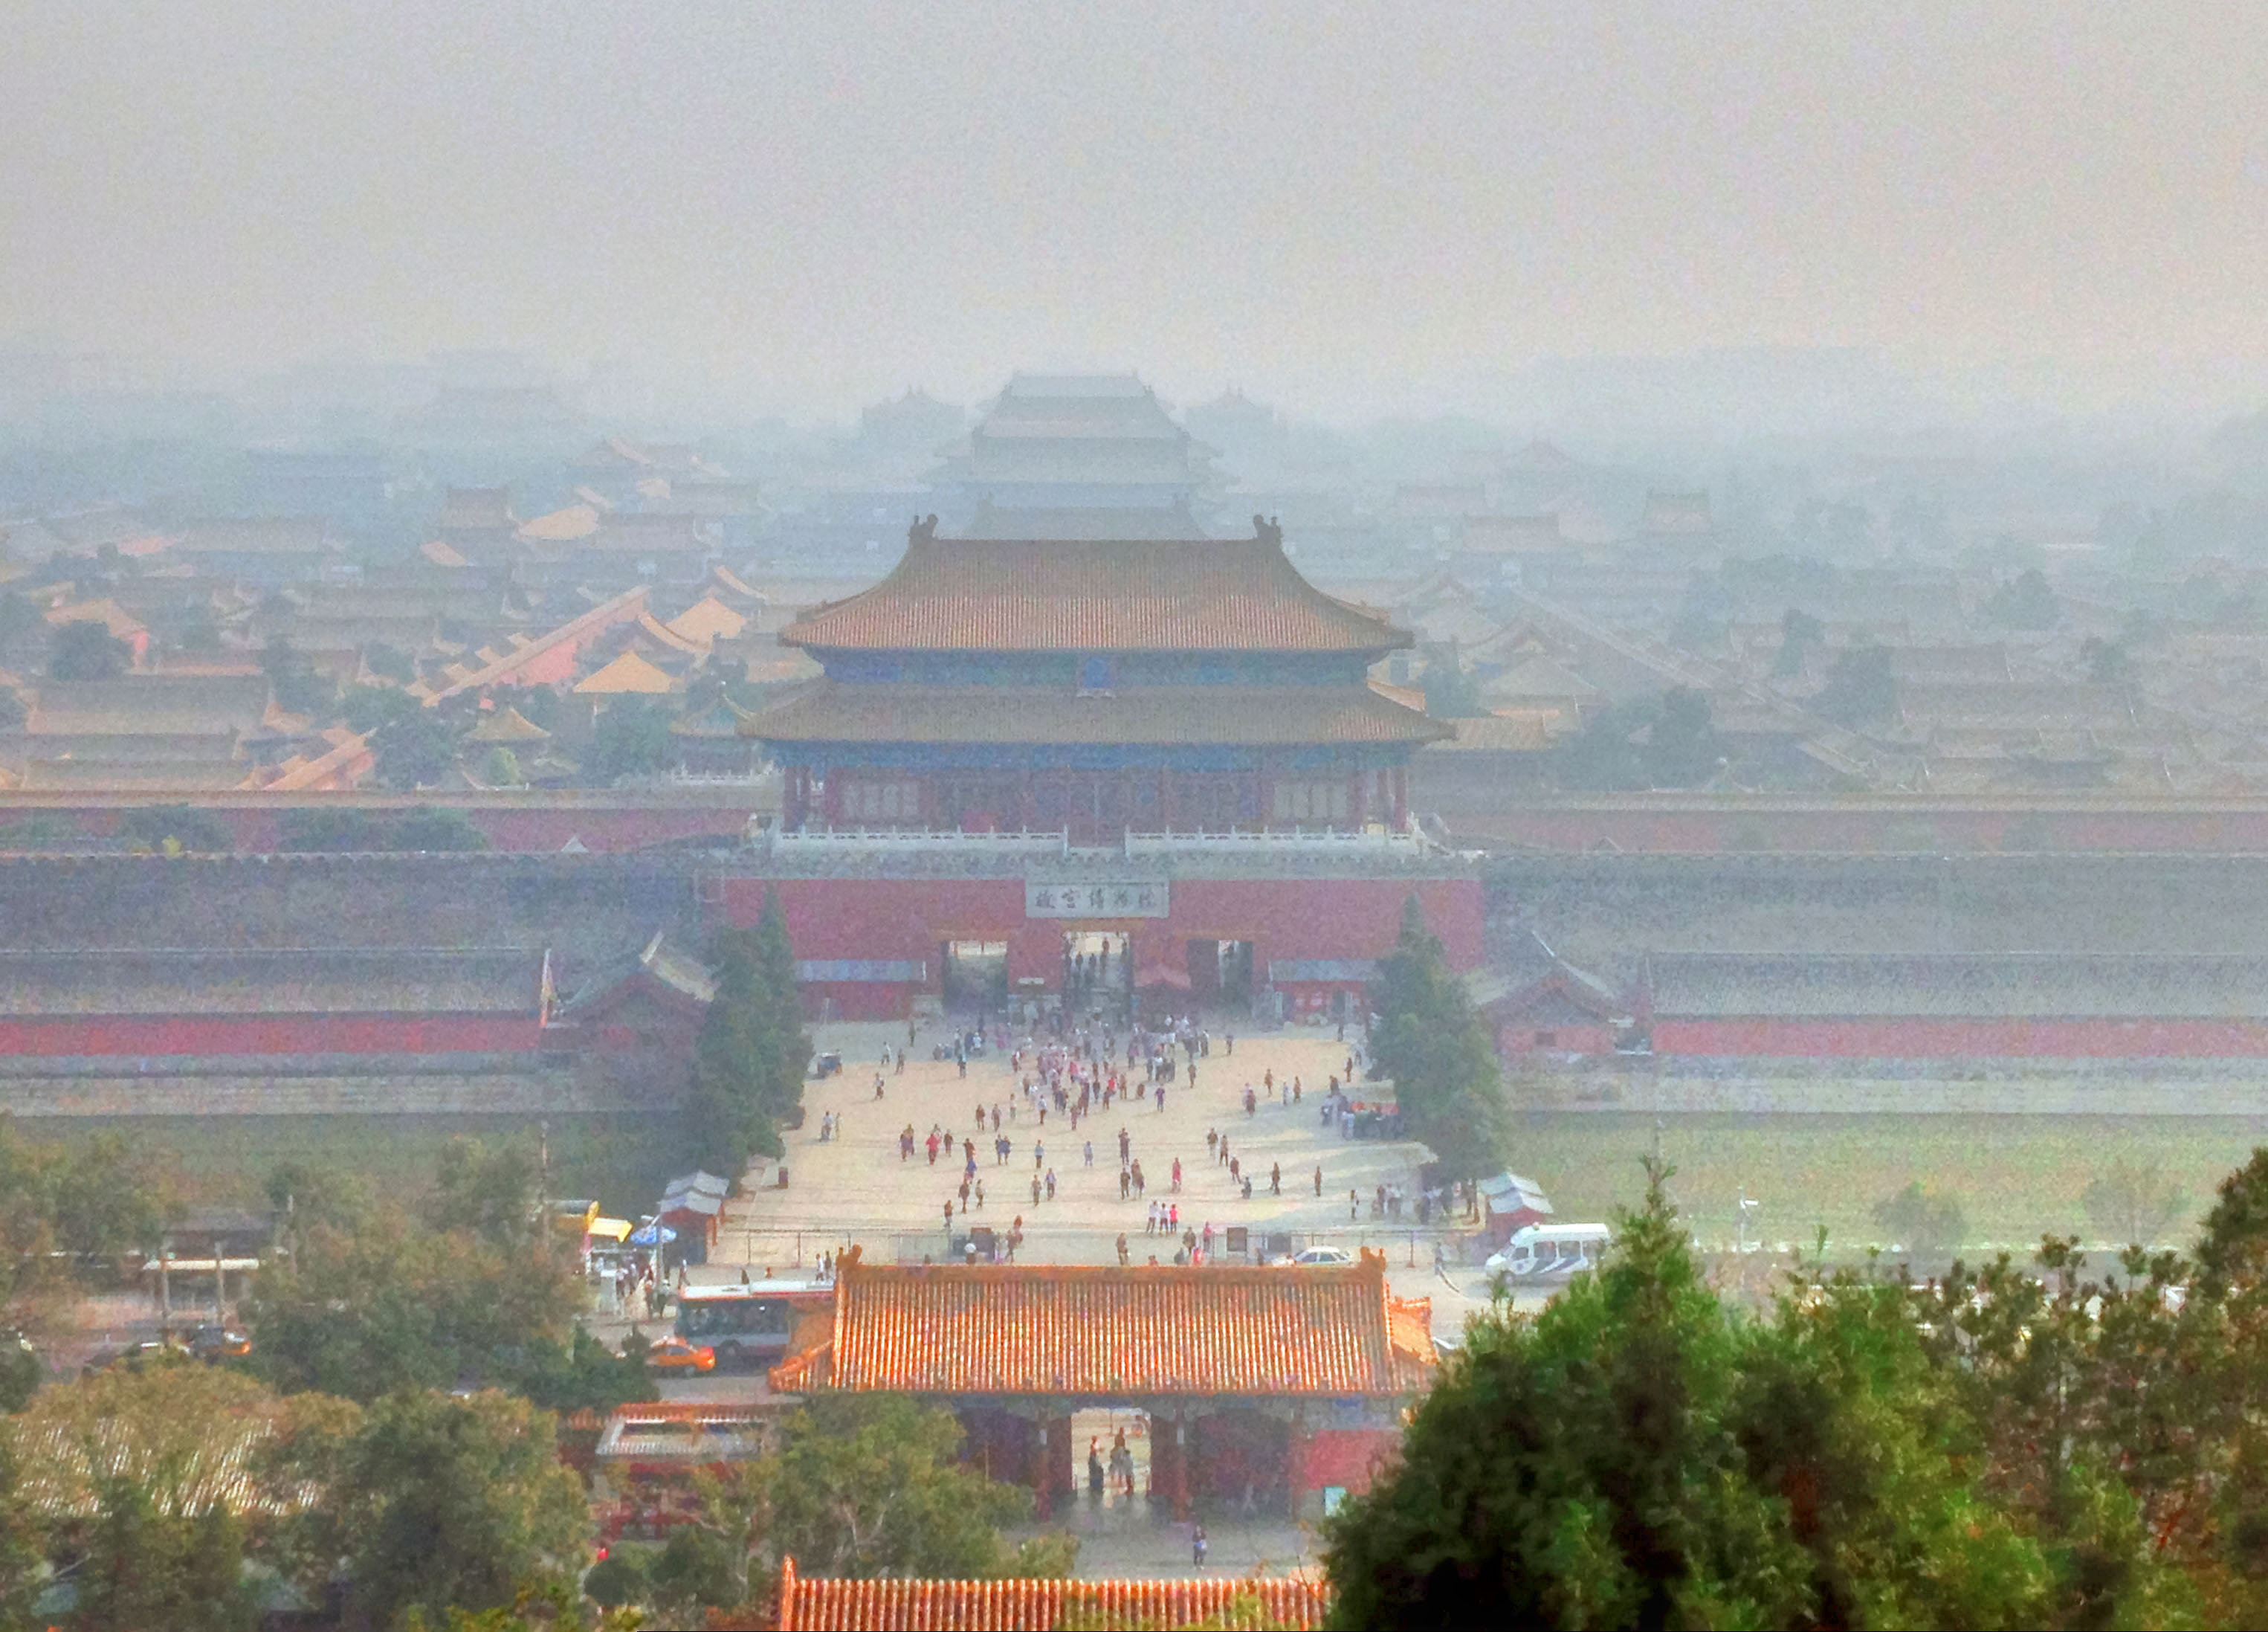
xmin=1296 ymin=1428 xmax=1402 ymax=1495
xmin=715 ymin=874 xmax=1484 ymax=1019
xmin=1653 ymin=1017 xmax=2268 ymax=1058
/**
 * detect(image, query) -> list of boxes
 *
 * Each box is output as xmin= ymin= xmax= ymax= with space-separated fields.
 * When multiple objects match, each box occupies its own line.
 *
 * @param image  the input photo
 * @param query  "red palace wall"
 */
xmin=1296 ymin=1428 xmax=1402 ymax=1497
xmin=716 ymin=874 xmax=1485 ymax=1019
xmin=1499 ymin=1022 xmax=1621 ymax=1058
xmin=1653 ymin=1017 xmax=2268 ymax=1059
xmin=0 ymin=1014 xmax=546 ymax=1057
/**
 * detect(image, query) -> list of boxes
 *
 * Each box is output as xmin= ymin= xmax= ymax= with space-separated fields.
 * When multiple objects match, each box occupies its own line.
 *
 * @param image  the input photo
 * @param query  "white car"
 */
xmin=1276 ymin=1245 xmax=1356 ymax=1268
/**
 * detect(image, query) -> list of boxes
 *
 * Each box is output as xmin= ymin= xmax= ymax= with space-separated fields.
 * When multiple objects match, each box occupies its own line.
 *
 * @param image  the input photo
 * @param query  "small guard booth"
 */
xmin=769 ymin=1246 xmax=1436 ymax=1520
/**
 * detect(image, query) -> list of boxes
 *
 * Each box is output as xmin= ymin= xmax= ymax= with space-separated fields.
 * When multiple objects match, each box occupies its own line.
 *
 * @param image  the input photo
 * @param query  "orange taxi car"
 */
xmin=645 ymin=1335 xmax=717 ymax=1373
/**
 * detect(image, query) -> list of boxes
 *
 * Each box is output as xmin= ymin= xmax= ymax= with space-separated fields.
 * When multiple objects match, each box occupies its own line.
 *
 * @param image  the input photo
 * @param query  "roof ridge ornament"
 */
xmin=908 ymin=513 xmax=940 ymax=546
xmin=1253 ymin=514 xmax=1283 ymax=550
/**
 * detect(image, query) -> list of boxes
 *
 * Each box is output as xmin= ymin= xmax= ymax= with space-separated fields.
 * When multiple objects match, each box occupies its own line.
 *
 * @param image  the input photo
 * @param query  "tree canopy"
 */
xmin=1368 ymin=898 xmax=1506 ymax=1186
xmin=274 ymin=1388 xmax=592 ymax=1631
xmin=1555 ymin=689 xmax=1722 ymax=791
xmin=48 ymin=620 xmax=130 ymax=680
xmin=682 ymin=890 xmax=809 ymax=1174
xmin=1812 ymin=644 xmax=1899 ymax=729
xmin=1328 ymin=1163 xmax=2058 ymax=1630
xmin=589 ymin=697 xmax=673 ymax=783
xmin=1329 ymin=1145 xmax=2268 ymax=1630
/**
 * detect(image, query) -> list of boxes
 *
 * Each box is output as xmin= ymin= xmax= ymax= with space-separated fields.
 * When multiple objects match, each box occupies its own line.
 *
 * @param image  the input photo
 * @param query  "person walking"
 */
xmin=1117 ymin=1232 xmax=1130 ymax=1266
xmin=1270 ymin=1161 xmax=1281 ymax=1196
xmin=1314 ymin=1164 xmax=1323 ymax=1197
xmin=1171 ymin=1157 xmax=1183 ymax=1191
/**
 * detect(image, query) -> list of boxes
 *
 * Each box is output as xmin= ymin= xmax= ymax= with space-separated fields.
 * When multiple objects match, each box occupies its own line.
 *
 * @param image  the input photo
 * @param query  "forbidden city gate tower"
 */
xmin=723 ymin=516 xmax=1486 ymax=1018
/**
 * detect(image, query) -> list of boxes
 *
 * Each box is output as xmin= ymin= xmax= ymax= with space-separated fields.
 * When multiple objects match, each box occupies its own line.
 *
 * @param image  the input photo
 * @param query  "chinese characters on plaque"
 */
xmin=1024 ymin=880 xmax=1170 ymax=918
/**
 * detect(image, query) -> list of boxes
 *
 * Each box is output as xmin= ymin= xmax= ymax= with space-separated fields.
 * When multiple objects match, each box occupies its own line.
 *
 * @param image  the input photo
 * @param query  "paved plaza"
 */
xmin=707 ymin=1019 xmax=1503 ymax=1336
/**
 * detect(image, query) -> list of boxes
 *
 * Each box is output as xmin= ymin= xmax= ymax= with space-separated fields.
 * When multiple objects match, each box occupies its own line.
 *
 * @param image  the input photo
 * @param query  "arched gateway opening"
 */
xmin=766 ymin=1247 xmax=1437 ymax=1521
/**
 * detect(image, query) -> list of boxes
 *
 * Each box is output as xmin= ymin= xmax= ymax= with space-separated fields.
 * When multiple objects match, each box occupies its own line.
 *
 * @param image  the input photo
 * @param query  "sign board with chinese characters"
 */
xmin=1024 ymin=880 xmax=1169 ymax=918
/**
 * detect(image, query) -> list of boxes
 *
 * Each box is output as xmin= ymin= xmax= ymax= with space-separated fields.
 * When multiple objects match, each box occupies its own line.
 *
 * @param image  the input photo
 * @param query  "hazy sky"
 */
xmin=4 ymin=2 xmax=2265 ymax=414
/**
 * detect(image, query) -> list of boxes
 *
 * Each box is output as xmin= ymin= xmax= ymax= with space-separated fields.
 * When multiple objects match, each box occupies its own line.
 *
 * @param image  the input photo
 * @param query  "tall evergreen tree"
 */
xmin=682 ymin=894 xmax=808 ymax=1172
xmin=1369 ymin=897 xmax=1508 ymax=1188
xmin=751 ymin=888 xmax=812 ymax=1130
xmin=685 ymin=932 xmax=772 ymax=1173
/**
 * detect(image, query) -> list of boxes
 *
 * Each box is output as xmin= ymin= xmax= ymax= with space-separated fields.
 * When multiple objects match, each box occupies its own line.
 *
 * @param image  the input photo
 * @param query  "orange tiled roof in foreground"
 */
xmin=769 ymin=1558 xmax=1330 ymax=1631
xmin=781 ymin=526 xmax=1413 ymax=655
xmin=775 ymin=1247 xmax=1435 ymax=1398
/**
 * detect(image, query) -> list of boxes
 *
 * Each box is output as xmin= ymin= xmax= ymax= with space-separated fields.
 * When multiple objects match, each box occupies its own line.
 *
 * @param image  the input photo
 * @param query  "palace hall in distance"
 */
xmin=721 ymin=512 xmax=1484 ymax=1020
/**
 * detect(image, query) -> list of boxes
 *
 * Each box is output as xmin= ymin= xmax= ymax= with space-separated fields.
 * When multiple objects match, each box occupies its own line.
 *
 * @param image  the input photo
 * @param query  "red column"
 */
xmin=1285 ymin=1416 xmax=1308 ymax=1519
xmin=1392 ymin=767 xmax=1409 ymax=830
xmin=1030 ymin=1413 xmax=1053 ymax=1517
xmin=1171 ymin=1414 xmax=1192 ymax=1520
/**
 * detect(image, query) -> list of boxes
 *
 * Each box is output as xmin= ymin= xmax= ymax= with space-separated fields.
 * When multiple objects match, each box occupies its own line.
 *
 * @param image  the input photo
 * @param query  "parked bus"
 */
xmin=673 ymin=1280 xmax=833 ymax=1364
xmin=1484 ymin=1224 xmax=1612 ymax=1285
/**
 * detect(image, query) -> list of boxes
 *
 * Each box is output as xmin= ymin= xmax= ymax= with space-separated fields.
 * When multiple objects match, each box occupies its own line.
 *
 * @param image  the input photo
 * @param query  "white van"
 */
xmin=1484 ymin=1224 xmax=1612 ymax=1283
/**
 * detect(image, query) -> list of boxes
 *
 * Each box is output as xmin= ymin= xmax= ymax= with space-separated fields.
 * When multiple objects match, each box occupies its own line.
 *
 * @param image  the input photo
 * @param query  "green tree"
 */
xmin=493 ymin=1326 xmax=654 ymax=1419
xmin=1554 ymin=700 xmax=1650 ymax=791
xmin=684 ymin=935 xmax=770 ymax=1175
xmin=372 ymin=708 xmax=462 ymax=790
xmin=682 ymin=897 xmax=807 ymax=1173
xmin=432 ymin=1137 xmax=542 ymax=1252
xmin=1644 ymin=688 xmax=1719 ymax=787
xmin=1367 ymin=898 xmax=1506 ymax=1190
xmin=760 ymin=1396 xmax=1050 ymax=1581
xmin=2082 ymin=1160 xmax=2188 ymax=1248
xmin=259 ymin=636 xmax=336 ymax=717
xmin=0 ymin=1123 xmax=170 ymax=1339
xmin=117 ymin=804 xmax=235 ymax=854
xmin=1870 ymin=1181 xmax=1968 ymax=1265
xmin=364 ymin=641 xmax=417 ymax=683
xmin=277 ymin=807 xmax=381 ymax=851
xmin=1985 ymin=568 xmax=2060 ymax=630
xmin=1419 ymin=653 xmax=1485 ymax=719
xmin=1812 ymin=644 xmax=1899 ymax=729
xmin=482 ymin=746 xmax=527 ymax=787
xmin=247 ymin=1205 xmax=582 ymax=1404
xmin=2080 ymin=636 xmax=2133 ymax=686
xmin=0 ymin=1430 xmax=41 ymax=1632
xmin=48 ymin=620 xmax=130 ymax=680
xmin=589 ymin=698 xmax=673 ymax=784
xmin=278 ymin=1389 xmax=590 ymax=1631
xmin=14 ymin=1366 xmax=319 ymax=1632
xmin=1325 ymin=1163 xmax=2055 ymax=1630
xmin=0 ymin=1332 xmax=39 ymax=1413
xmin=345 ymin=683 xmax=424 ymax=735
xmin=0 ymin=590 xmax=38 ymax=652
xmin=390 ymin=805 xmax=491 ymax=852
xmin=751 ymin=888 xmax=811 ymax=1133
xmin=175 ymin=604 xmax=222 ymax=652
xmin=71 ymin=1474 xmax=256 ymax=1632
xmin=1774 ymin=607 xmax=1823 ymax=677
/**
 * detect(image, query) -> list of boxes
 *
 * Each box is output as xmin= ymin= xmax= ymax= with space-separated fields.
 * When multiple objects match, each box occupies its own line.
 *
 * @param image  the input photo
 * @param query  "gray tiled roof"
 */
xmin=0 ymin=948 xmax=547 ymax=1016
xmin=1645 ymin=951 xmax=2268 ymax=1019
